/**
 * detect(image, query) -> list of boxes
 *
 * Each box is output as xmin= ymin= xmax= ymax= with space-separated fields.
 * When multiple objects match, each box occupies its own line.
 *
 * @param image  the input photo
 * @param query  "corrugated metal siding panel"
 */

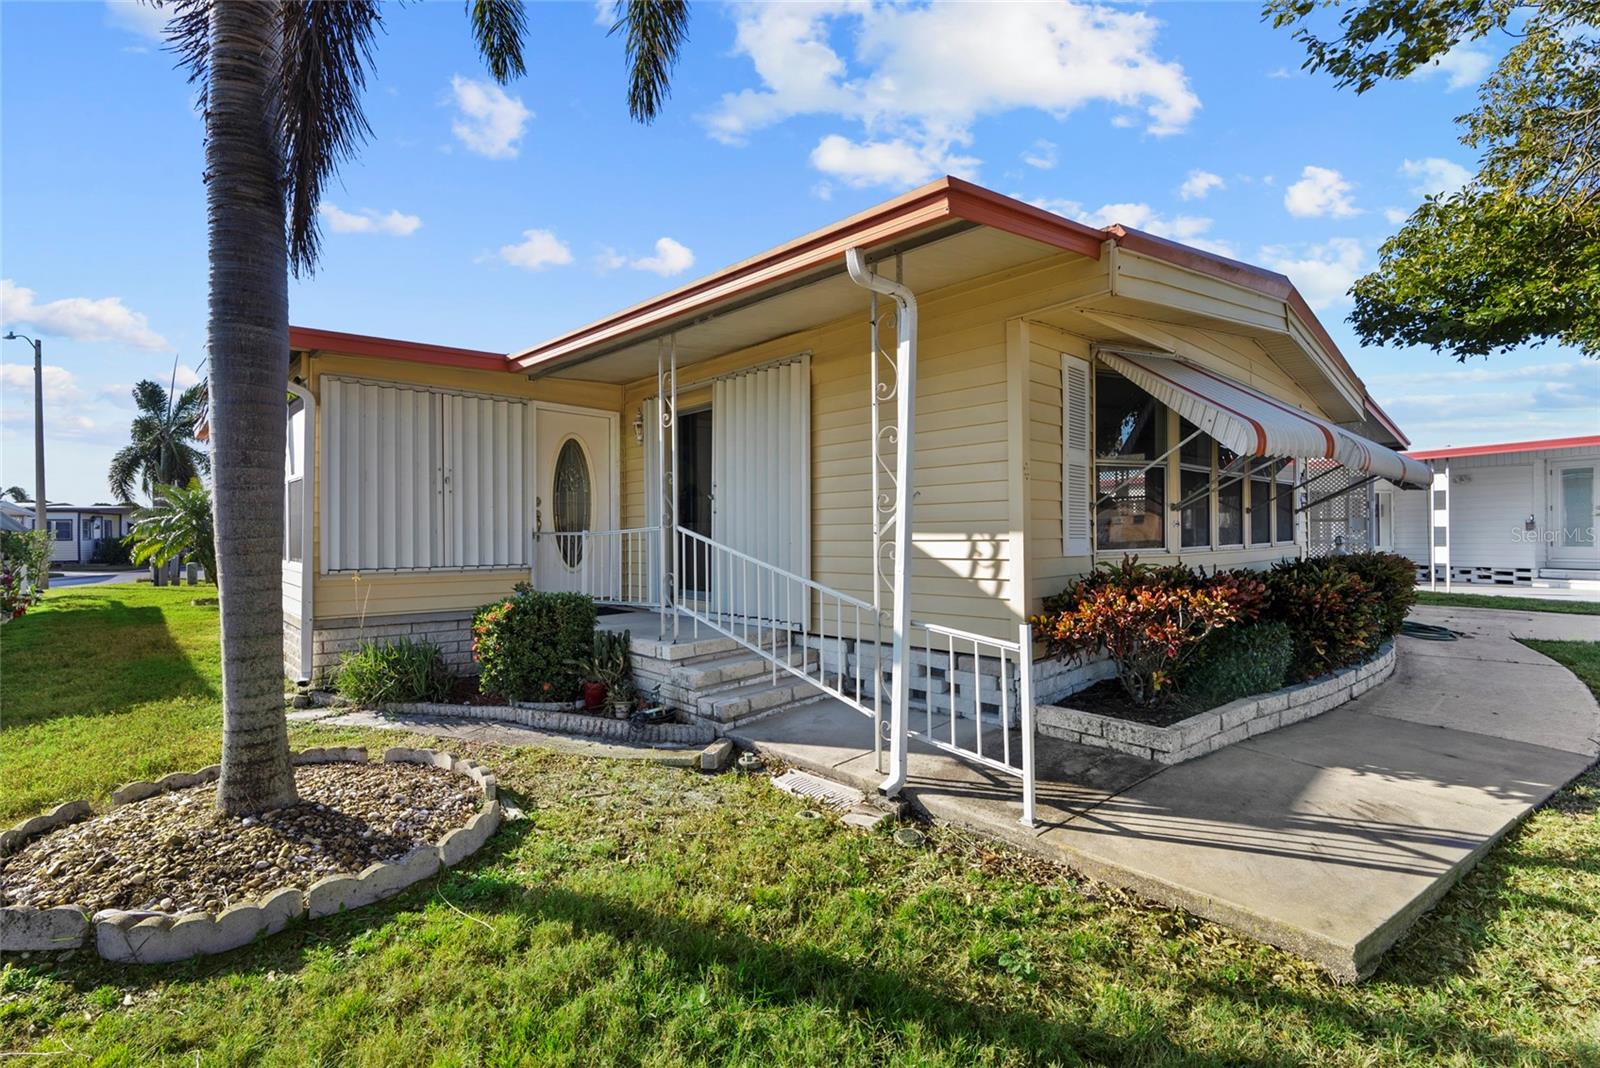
xmin=1451 ymin=465 xmax=1535 ymax=568
xmin=322 ymin=377 xmax=528 ymax=572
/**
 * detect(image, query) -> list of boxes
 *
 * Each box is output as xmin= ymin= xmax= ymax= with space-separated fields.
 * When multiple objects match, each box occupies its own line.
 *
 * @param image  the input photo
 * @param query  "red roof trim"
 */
xmin=290 ymin=326 xmax=509 ymax=373
xmin=509 ymin=177 xmax=1107 ymax=373
xmin=1406 ymin=435 xmax=1600 ymax=461
xmin=1363 ymin=396 xmax=1409 ymax=449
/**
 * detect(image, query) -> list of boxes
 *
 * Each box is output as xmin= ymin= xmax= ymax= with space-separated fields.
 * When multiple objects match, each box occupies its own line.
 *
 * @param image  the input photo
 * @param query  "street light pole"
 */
xmin=4 ymin=331 xmax=48 ymax=590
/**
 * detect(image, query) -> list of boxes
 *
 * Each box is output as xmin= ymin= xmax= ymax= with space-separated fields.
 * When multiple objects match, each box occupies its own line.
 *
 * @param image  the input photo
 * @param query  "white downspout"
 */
xmin=845 ymin=247 xmax=916 ymax=799
xmin=287 ymin=380 xmax=315 ymax=684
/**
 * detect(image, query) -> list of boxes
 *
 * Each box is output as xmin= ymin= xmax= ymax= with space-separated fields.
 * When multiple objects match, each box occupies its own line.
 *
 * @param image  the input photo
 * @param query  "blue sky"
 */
xmin=3 ymin=0 xmax=1595 ymax=505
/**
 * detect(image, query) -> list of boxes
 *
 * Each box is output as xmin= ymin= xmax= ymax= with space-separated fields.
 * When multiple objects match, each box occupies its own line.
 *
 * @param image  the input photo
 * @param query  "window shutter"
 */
xmin=1061 ymin=354 xmax=1092 ymax=556
xmin=321 ymin=376 xmax=528 ymax=572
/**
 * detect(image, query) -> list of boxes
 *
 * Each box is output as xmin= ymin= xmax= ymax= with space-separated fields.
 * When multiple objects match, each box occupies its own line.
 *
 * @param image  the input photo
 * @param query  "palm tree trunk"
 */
xmin=207 ymin=0 xmax=298 ymax=815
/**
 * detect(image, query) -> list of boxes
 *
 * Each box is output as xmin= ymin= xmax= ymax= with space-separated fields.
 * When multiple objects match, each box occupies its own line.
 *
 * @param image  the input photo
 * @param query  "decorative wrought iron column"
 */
xmin=656 ymin=337 xmax=678 ymax=638
xmin=847 ymin=248 xmax=917 ymax=798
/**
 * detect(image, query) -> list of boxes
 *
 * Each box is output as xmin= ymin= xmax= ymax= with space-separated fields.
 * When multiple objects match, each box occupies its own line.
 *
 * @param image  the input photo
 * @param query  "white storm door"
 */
xmin=533 ymin=407 xmax=615 ymax=596
xmin=710 ymin=357 xmax=809 ymax=627
xmin=1549 ymin=462 xmax=1599 ymax=568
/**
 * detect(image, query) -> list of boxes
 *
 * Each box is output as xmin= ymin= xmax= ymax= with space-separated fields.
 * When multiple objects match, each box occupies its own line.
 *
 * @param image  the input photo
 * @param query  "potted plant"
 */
xmin=569 ymin=630 xmax=635 ymax=716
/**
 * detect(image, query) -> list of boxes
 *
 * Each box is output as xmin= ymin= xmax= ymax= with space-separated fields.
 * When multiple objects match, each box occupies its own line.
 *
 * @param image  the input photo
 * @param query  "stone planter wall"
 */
xmin=0 ymin=747 xmax=501 ymax=963
xmin=1038 ymin=641 xmax=1396 ymax=764
xmin=381 ymin=700 xmax=716 ymax=746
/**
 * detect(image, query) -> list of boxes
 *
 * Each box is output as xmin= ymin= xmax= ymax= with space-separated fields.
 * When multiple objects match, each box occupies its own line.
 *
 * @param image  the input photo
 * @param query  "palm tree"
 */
xmin=162 ymin=0 xmax=690 ymax=815
xmin=107 ymin=380 xmax=209 ymax=503
xmin=2 ymin=487 xmax=29 ymax=503
xmin=126 ymin=477 xmax=217 ymax=584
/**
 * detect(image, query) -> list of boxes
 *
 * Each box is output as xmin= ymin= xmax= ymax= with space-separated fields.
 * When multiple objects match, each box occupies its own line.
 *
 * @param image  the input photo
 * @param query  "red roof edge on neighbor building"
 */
xmin=289 ymin=325 xmax=509 ymax=372
xmin=1406 ymin=435 xmax=1600 ymax=461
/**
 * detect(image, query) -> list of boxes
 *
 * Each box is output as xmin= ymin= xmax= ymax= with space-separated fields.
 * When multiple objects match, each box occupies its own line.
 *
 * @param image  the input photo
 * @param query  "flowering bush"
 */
xmin=472 ymin=586 xmax=597 ymax=701
xmin=1038 ymin=557 xmax=1254 ymax=705
xmin=0 ymin=529 xmax=50 ymax=620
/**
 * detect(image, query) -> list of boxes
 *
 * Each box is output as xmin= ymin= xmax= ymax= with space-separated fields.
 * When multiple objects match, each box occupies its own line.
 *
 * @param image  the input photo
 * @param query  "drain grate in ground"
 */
xmin=769 ymin=768 xmax=865 ymax=811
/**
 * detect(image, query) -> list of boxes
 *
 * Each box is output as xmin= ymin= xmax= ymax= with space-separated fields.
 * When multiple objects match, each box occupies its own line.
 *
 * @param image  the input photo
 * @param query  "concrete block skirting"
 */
xmin=307 ymin=610 xmax=479 ymax=684
xmin=1038 ymin=642 xmax=1397 ymax=765
xmin=0 ymin=747 xmax=500 ymax=960
xmin=381 ymin=700 xmax=717 ymax=747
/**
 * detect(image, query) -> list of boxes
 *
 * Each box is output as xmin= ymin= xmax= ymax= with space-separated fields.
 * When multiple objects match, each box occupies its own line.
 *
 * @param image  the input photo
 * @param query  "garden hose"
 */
xmin=1400 ymin=620 xmax=1458 ymax=641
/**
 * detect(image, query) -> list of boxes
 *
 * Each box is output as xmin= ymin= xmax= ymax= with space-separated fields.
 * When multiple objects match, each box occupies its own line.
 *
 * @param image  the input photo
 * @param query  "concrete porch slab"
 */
xmin=730 ymin=623 xmax=1599 ymax=981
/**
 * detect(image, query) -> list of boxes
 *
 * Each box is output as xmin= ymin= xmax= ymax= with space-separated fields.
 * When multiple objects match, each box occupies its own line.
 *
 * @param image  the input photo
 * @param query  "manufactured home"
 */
xmin=279 ymin=177 xmax=1427 ymax=808
xmin=0 ymin=501 xmax=136 ymax=564
xmin=1375 ymin=435 xmax=1600 ymax=590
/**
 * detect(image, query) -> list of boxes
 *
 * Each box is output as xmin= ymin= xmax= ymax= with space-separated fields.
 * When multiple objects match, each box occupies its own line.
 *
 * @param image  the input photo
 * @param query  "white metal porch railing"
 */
xmin=675 ymin=524 xmax=887 ymax=730
xmin=534 ymin=526 xmax=660 ymax=607
xmin=905 ymin=619 xmax=1037 ymax=825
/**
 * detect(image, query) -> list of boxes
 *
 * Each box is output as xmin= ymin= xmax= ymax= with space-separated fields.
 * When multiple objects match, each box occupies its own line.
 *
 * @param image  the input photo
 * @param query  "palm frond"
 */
xmin=108 ymin=445 xmax=144 ymax=504
xmin=468 ymin=0 xmax=527 ymax=83
xmin=131 ymin=379 xmax=171 ymax=419
xmin=126 ymin=477 xmax=216 ymax=581
xmin=162 ymin=0 xmax=213 ymax=98
xmin=277 ymin=0 xmax=384 ymax=276
xmin=609 ymin=0 xmax=689 ymax=124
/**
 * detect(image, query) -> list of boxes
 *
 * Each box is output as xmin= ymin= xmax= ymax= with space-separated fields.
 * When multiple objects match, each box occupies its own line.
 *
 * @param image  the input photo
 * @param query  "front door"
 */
xmin=1549 ymin=461 xmax=1599 ymax=568
xmin=533 ymin=407 xmax=614 ymax=593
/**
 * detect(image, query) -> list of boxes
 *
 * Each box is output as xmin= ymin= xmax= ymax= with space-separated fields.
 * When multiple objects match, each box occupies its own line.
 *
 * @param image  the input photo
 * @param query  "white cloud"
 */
xmin=449 ymin=75 xmax=531 ymax=159
xmin=1028 ymin=198 xmax=1235 ymax=257
xmin=1400 ymin=157 xmax=1472 ymax=198
xmin=320 ymin=203 xmax=423 ymax=237
xmin=1022 ymin=139 xmax=1058 ymax=170
xmin=0 ymin=279 xmax=167 ymax=350
xmin=498 ymin=229 xmax=573 ymax=271
xmin=628 ymin=237 xmax=696 ymax=277
xmin=173 ymin=363 xmax=203 ymax=390
xmin=708 ymin=2 xmax=1198 ymax=188
xmin=1267 ymin=66 xmax=1294 ymax=79
xmin=1283 ymin=165 xmax=1359 ymax=218
xmin=1258 ymin=238 xmax=1365 ymax=308
xmin=1178 ymin=169 xmax=1224 ymax=200
xmin=1412 ymin=46 xmax=1493 ymax=90
xmin=810 ymin=134 xmax=980 ymax=188
xmin=0 ymin=363 xmax=82 ymax=405
xmin=599 ymin=237 xmax=696 ymax=277
xmin=1384 ymin=206 xmax=1410 ymax=225
xmin=104 ymin=1 xmax=168 ymax=40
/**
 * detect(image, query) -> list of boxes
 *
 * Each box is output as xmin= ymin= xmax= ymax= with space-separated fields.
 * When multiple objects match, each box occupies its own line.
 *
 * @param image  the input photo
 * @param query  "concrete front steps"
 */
xmin=629 ymin=627 xmax=827 ymax=730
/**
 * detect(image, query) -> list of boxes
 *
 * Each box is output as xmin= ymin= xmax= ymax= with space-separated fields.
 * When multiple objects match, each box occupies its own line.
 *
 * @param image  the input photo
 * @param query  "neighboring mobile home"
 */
xmin=0 ymin=501 xmax=136 ymax=564
xmin=279 ymin=178 xmax=1426 ymax=803
xmin=1377 ymin=435 xmax=1600 ymax=590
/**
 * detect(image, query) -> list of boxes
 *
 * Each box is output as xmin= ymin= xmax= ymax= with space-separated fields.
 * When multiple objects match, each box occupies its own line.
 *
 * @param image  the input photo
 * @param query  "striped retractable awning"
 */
xmin=1096 ymin=349 xmax=1431 ymax=489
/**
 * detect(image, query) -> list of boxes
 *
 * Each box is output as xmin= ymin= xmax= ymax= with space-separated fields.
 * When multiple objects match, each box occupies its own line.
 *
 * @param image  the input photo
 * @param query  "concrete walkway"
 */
xmin=732 ymin=608 xmax=1599 ymax=980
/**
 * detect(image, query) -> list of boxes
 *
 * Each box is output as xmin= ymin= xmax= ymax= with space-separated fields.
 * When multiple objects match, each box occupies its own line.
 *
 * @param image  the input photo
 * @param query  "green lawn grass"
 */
xmin=1413 ymin=590 xmax=1600 ymax=615
xmin=1522 ymin=639 xmax=1600 ymax=700
xmin=4 ymin=586 xmax=1599 ymax=1065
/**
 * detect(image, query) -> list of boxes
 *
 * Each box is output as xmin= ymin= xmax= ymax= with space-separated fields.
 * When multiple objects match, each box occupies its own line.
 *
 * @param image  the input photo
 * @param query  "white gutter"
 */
xmin=286 ymin=379 xmax=315 ymax=683
xmin=844 ymin=248 xmax=916 ymax=800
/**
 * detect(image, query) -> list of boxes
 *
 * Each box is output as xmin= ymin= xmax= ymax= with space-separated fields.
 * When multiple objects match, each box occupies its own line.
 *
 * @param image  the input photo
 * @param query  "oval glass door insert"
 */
xmin=552 ymin=438 xmax=591 ymax=568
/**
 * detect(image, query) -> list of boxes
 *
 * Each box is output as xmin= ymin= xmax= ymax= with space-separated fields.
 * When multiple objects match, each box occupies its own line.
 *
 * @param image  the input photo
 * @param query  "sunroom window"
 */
xmin=1094 ymin=370 xmax=1166 ymax=551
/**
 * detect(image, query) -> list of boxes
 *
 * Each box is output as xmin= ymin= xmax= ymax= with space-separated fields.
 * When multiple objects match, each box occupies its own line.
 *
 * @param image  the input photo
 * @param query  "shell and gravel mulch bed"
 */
xmin=1 ymin=763 xmax=480 ymax=916
xmin=0 ymin=748 xmax=504 ymax=963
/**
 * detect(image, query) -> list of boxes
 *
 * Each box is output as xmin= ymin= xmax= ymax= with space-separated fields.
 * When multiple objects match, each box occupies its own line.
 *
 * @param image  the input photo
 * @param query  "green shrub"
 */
xmin=336 ymin=637 xmax=453 ymax=706
xmin=1265 ymin=558 xmax=1383 ymax=680
xmin=472 ymin=586 xmax=597 ymax=701
xmin=0 ymin=529 xmax=50 ymax=619
xmin=1180 ymin=621 xmax=1294 ymax=709
xmin=1338 ymin=551 xmax=1417 ymax=638
xmin=90 ymin=537 xmax=132 ymax=566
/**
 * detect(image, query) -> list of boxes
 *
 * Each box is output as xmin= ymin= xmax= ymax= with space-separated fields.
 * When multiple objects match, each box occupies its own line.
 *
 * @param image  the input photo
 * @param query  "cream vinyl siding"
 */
xmin=321 ymin=376 xmax=532 ymax=573
xmin=618 ymin=253 xmax=1105 ymax=639
xmin=304 ymin=354 xmax=622 ymax=622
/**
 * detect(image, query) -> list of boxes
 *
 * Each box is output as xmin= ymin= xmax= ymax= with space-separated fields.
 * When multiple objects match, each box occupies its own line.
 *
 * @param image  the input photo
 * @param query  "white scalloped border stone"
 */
xmin=0 ymin=747 xmax=501 ymax=962
xmin=1038 ymin=641 xmax=1397 ymax=764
